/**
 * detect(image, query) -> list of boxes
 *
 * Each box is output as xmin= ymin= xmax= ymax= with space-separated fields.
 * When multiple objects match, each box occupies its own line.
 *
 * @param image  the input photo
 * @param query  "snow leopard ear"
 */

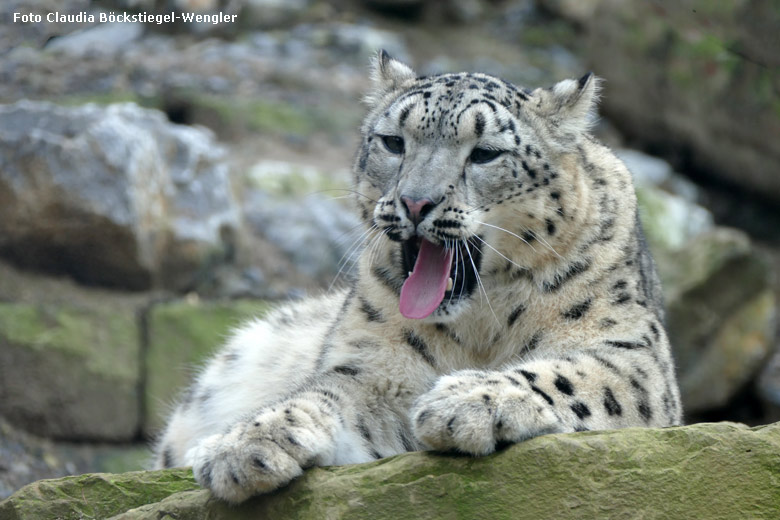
xmin=364 ymin=49 xmax=417 ymax=107
xmin=530 ymin=73 xmax=601 ymax=136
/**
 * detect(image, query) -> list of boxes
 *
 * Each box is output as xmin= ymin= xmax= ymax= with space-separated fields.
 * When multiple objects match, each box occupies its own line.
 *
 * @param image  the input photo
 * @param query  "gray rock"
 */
xmin=656 ymin=228 xmax=776 ymax=413
xmin=244 ymin=0 xmax=312 ymax=29
xmin=0 ymin=417 xmax=149 ymax=500
xmin=559 ymin=0 xmax=780 ymax=203
xmin=46 ymin=22 xmax=144 ymax=57
xmin=617 ymin=148 xmax=701 ymax=202
xmin=0 ymin=101 xmax=240 ymax=290
xmin=636 ymin=185 xmax=713 ymax=251
xmin=242 ymin=160 xmax=362 ymax=285
xmin=637 ymin=182 xmax=777 ymax=415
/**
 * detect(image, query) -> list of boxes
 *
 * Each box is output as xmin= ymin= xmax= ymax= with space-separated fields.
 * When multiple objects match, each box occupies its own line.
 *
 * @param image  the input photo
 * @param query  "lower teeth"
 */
xmin=446 ymin=277 xmax=453 ymax=291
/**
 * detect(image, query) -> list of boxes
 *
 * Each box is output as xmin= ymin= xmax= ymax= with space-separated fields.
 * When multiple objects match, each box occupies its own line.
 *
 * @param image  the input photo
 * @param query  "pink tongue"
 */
xmin=399 ymin=240 xmax=453 ymax=319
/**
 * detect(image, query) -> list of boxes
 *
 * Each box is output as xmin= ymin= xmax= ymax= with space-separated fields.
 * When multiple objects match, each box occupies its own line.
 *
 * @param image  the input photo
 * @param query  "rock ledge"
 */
xmin=2 ymin=421 xmax=779 ymax=519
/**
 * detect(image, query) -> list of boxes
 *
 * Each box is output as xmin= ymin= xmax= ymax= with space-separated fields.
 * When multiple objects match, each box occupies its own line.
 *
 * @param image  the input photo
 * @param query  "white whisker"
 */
xmin=329 ymin=224 xmax=378 ymax=290
xmin=457 ymin=239 xmax=466 ymax=303
xmin=464 ymin=239 xmax=499 ymax=326
xmin=472 ymin=235 xmax=527 ymax=272
xmin=533 ymin=232 xmax=563 ymax=259
xmin=448 ymin=239 xmax=459 ymax=306
xmin=310 ymin=187 xmax=378 ymax=204
xmin=474 ymin=220 xmax=538 ymax=254
xmin=365 ymin=228 xmax=388 ymax=271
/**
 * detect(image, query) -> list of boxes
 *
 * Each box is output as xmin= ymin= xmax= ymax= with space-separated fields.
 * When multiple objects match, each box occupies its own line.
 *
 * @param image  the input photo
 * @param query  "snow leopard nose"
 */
xmin=401 ymin=196 xmax=438 ymax=226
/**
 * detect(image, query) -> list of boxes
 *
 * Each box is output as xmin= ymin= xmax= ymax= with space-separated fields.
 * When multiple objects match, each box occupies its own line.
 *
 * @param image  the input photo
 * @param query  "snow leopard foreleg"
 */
xmin=189 ymin=382 xmax=369 ymax=503
xmin=412 ymin=347 xmax=679 ymax=455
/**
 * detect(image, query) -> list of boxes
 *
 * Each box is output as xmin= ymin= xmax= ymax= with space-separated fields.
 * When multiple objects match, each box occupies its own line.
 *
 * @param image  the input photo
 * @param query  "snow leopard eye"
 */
xmin=469 ymin=147 xmax=502 ymax=164
xmin=380 ymin=135 xmax=405 ymax=155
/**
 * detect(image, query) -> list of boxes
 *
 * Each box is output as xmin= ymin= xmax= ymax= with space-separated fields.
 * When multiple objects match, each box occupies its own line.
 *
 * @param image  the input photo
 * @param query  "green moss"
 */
xmin=57 ymin=92 xmax=161 ymax=110
xmin=189 ymin=94 xmax=315 ymax=136
xmin=0 ymin=303 xmax=138 ymax=381
xmin=143 ymin=299 xmax=272 ymax=434
xmin=244 ymin=162 xmax=348 ymax=199
xmin=95 ymin=446 xmax=154 ymax=475
xmin=517 ymin=20 xmax=577 ymax=48
xmin=0 ymin=469 xmax=198 ymax=520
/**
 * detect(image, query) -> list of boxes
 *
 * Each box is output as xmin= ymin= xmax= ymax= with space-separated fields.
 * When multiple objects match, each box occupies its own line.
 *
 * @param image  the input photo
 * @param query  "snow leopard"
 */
xmin=154 ymin=50 xmax=682 ymax=503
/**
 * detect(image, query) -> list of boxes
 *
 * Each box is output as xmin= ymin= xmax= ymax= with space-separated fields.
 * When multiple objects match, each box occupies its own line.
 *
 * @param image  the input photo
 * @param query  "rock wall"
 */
xmin=2 ymin=422 xmax=779 ymax=519
xmin=545 ymin=0 xmax=780 ymax=203
xmin=0 ymin=101 xmax=240 ymax=291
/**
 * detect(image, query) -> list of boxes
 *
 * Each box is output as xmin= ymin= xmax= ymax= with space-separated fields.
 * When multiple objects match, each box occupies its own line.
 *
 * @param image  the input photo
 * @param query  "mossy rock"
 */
xmin=143 ymin=299 xmax=272 ymax=435
xmin=0 ymin=469 xmax=198 ymax=520
xmin=3 ymin=422 xmax=779 ymax=519
xmin=0 ymin=301 xmax=139 ymax=441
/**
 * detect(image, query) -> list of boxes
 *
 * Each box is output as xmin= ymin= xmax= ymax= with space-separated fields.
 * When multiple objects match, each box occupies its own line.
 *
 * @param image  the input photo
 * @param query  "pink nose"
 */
xmin=401 ymin=196 xmax=435 ymax=225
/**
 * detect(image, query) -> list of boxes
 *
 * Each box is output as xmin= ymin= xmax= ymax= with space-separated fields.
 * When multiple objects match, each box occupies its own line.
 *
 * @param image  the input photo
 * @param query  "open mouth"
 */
xmin=399 ymin=237 xmax=481 ymax=319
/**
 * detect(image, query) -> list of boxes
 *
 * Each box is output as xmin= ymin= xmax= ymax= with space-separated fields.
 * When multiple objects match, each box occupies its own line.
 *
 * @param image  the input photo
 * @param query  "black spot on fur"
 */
xmin=546 ymin=218 xmax=556 ymax=235
xmin=523 ymin=332 xmax=542 ymax=352
xmin=162 ymin=447 xmax=174 ymax=468
xmin=603 ymin=387 xmax=622 ymax=416
xmin=404 ymin=330 xmax=436 ymax=367
xmin=358 ymin=297 xmax=384 ymax=322
xmin=399 ymin=105 xmax=412 ymax=126
xmin=542 ymin=261 xmax=590 ymax=292
xmin=333 ymin=365 xmax=360 ymax=376
xmin=518 ymin=369 xmax=537 ymax=383
xmin=446 ymin=416 xmax=456 ymax=434
xmin=605 ymin=340 xmax=645 ymax=350
xmin=505 ymin=375 xmax=522 ymax=387
xmin=638 ymin=401 xmax=653 ymax=422
xmin=562 ymin=298 xmax=592 ymax=320
xmin=649 ymin=322 xmax=660 ymax=340
xmin=372 ymin=266 xmax=402 ymax=294
xmin=570 ymin=402 xmax=591 ymax=420
xmin=357 ymin=417 xmax=372 ymax=441
xmin=474 ymin=112 xmax=486 ymax=137
xmin=600 ymin=318 xmax=618 ymax=329
xmin=315 ymin=388 xmax=341 ymax=403
xmin=507 ymin=304 xmax=526 ymax=327
xmin=251 ymin=457 xmax=267 ymax=471
xmin=614 ymin=292 xmax=631 ymax=305
xmin=532 ymin=386 xmax=555 ymax=405
xmin=554 ymin=375 xmax=575 ymax=396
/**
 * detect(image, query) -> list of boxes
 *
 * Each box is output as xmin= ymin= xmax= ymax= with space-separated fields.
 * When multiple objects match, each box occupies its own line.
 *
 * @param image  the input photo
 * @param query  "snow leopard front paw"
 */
xmin=411 ymin=370 xmax=562 ymax=455
xmin=189 ymin=401 xmax=337 ymax=503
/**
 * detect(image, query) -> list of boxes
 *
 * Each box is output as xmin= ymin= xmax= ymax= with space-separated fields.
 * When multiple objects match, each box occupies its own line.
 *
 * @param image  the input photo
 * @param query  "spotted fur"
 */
xmin=155 ymin=51 xmax=682 ymax=503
